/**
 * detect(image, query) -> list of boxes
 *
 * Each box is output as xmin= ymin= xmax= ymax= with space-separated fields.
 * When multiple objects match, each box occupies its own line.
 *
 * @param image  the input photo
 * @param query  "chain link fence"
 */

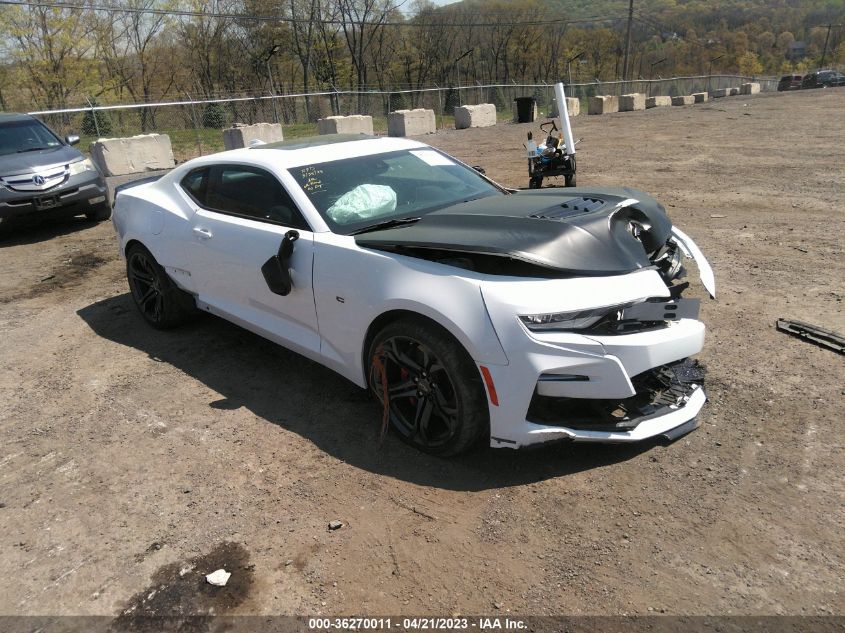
xmin=29 ymin=75 xmax=777 ymax=161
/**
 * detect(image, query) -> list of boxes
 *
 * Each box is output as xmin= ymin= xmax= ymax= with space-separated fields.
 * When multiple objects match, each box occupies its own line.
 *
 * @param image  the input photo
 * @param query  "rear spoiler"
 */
xmin=114 ymin=174 xmax=165 ymax=197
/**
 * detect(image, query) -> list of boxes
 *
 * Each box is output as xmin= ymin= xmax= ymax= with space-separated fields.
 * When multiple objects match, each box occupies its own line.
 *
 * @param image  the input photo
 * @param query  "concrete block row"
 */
xmin=619 ymin=93 xmax=646 ymax=111
xmin=90 ymin=133 xmax=175 ymax=177
xmin=711 ymin=88 xmax=728 ymax=98
xmin=692 ymin=92 xmax=708 ymax=103
xmin=223 ymin=123 xmax=284 ymax=150
xmin=672 ymin=95 xmax=695 ymax=106
xmin=317 ymin=115 xmax=374 ymax=136
xmin=646 ymin=96 xmax=672 ymax=108
xmin=741 ymin=82 xmax=761 ymax=95
xmin=388 ymin=109 xmax=436 ymax=137
xmin=454 ymin=103 xmax=497 ymax=129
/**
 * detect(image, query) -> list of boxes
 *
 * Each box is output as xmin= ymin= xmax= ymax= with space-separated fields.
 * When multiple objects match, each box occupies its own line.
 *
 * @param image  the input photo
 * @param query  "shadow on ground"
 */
xmin=77 ymin=293 xmax=661 ymax=492
xmin=0 ymin=215 xmax=101 ymax=247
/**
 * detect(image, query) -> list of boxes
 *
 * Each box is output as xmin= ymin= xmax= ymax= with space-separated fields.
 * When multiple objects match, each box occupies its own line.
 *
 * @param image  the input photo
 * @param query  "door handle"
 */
xmin=193 ymin=227 xmax=213 ymax=240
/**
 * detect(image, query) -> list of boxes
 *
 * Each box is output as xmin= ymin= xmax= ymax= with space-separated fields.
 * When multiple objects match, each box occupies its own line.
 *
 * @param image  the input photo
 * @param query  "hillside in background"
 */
xmin=0 ymin=0 xmax=843 ymax=113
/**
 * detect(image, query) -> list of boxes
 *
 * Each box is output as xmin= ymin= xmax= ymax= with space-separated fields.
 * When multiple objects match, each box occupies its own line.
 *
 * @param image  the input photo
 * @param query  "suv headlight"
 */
xmin=69 ymin=158 xmax=96 ymax=176
xmin=519 ymin=303 xmax=631 ymax=331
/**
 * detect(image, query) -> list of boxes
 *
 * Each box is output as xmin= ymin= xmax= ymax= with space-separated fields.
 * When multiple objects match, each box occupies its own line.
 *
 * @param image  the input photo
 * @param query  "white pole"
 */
xmin=554 ymin=82 xmax=576 ymax=157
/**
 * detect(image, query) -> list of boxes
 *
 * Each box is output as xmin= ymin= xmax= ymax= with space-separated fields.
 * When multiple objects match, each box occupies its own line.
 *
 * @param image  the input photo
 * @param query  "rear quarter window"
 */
xmin=180 ymin=167 xmax=209 ymax=205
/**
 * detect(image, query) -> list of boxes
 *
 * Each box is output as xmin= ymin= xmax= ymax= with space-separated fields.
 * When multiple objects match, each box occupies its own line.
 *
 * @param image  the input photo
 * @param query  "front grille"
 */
xmin=1 ymin=163 xmax=70 ymax=192
xmin=527 ymin=358 xmax=705 ymax=431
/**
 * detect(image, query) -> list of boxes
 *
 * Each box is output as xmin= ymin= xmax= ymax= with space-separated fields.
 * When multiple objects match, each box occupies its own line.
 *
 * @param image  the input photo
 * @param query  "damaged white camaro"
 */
xmin=112 ymin=135 xmax=715 ymax=456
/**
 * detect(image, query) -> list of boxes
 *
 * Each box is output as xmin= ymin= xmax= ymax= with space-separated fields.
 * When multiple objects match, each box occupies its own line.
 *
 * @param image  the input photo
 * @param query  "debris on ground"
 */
xmin=328 ymin=520 xmax=344 ymax=531
xmin=205 ymin=569 xmax=231 ymax=586
xmin=776 ymin=319 xmax=845 ymax=355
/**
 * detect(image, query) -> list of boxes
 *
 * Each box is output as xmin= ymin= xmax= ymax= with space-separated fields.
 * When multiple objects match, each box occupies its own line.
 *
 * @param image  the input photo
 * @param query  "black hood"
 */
xmin=0 ymin=144 xmax=83 ymax=176
xmin=355 ymin=187 xmax=674 ymax=275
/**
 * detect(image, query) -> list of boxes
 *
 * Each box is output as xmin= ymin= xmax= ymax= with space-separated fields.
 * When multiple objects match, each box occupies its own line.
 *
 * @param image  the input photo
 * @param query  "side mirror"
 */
xmin=472 ymin=165 xmax=486 ymax=175
xmin=261 ymin=230 xmax=299 ymax=296
xmin=65 ymin=134 xmax=80 ymax=146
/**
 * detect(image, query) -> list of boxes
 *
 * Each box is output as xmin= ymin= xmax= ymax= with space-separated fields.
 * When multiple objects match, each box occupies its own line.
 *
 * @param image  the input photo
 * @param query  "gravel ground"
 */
xmin=0 ymin=88 xmax=843 ymax=623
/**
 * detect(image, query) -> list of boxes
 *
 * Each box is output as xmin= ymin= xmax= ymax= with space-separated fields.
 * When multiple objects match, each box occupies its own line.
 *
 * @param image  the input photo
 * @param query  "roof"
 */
xmin=255 ymin=133 xmax=379 ymax=150
xmin=185 ymin=135 xmax=429 ymax=171
xmin=0 ymin=112 xmax=36 ymax=123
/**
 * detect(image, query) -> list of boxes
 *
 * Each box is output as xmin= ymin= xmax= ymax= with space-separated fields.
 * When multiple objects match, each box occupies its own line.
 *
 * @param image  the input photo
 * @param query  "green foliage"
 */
xmin=81 ymin=103 xmax=112 ymax=136
xmin=201 ymin=102 xmax=226 ymax=129
xmin=738 ymin=51 xmax=764 ymax=77
xmin=443 ymin=88 xmax=460 ymax=114
xmin=489 ymin=87 xmax=508 ymax=111
xmin=388 ymin=91 xmax=408 ymax=112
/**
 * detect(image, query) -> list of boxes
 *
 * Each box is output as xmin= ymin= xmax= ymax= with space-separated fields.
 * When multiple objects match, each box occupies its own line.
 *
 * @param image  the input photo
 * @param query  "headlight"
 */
xmin=519 ymin=303 xmax=631 ymax=331
xmin=69 ymin=158 xmax=96 ymax=176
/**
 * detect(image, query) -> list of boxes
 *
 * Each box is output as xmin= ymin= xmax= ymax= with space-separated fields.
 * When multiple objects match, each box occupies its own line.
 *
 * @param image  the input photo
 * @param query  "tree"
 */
xmin=94 ymin=0 xmax=175 ymax=130
xmin=737 ymin=50 xmax=763 ymax=77
xmin=1 ymin=3 xmax=99 ymax=110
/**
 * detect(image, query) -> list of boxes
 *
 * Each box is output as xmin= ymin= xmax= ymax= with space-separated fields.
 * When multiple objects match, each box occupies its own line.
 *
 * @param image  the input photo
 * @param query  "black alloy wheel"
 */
xmin=126 ymin=244 xmax=195 ymax=329
xmin=369 ymin=318 xmax=488 ymax=456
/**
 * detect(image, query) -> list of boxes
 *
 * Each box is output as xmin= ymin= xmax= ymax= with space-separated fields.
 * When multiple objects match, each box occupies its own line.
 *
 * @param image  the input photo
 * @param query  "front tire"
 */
xmin=368 ymin=318 xmax=489 ymax=456
xmin=126 ymin=243 xmax=196 ymax=329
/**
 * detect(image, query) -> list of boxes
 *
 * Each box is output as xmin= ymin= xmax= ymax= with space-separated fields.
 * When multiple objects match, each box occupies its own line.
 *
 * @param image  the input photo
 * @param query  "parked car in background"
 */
xmin=111 ymin=134 xmax=715 ymax=456
xmin=777 ymin=74 xmax=803 ymax=91
xmin=0 ymin=113 xmax=109 ymax=234
xmin=801 ymin=70 xmax=845 ymax=89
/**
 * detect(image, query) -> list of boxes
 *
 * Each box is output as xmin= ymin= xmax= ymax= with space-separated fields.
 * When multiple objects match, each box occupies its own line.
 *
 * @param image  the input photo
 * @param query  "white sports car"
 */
xmin=112 ymin=134 xmax=715 ymax=456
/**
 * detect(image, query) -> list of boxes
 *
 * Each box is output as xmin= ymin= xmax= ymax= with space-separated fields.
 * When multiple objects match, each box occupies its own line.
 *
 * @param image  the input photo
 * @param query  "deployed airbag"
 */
xmin=327 ymin=184 xmax=397 ymax=224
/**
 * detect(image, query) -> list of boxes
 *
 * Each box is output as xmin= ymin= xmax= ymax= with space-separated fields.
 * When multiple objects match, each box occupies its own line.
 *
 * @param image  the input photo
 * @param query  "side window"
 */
xmin=180 ymin=167 xmax=209 ymax=206
xmin=206 ymin=165 xmax=309 ymax=230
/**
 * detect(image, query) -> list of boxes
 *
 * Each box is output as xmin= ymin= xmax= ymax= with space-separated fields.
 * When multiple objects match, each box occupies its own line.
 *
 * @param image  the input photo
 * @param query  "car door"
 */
xmin=187 ymin=163 xmax=320 ymax=358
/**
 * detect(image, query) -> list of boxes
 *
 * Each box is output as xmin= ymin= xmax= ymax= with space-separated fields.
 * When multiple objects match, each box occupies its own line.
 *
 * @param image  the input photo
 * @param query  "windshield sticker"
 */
xmin=410 ymin=150 xmax=455 ymax=167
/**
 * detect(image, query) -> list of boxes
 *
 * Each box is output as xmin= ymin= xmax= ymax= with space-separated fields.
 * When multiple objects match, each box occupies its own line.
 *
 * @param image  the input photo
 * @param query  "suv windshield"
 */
xmin=288 ymin=148 xmax=503 ymax=234
xmin=0 ymin=119 xmax=63 ymax=156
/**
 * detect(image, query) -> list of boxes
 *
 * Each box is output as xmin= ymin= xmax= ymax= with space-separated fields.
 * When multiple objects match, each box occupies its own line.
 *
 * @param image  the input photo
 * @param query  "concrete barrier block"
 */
xmin=388 ymin=109 xmax=436 ymax=136
xmin=90 ymin=133 xmax=175 ymax=177
xmin=619 ymin=93 xmax=646 ymax=111
xmin=222 ymin=123 xmax=284 ymax=150
xmin=729 ymin=87 xmax=740 ymax=96
xmin=317 ymin=115 xmax=374 ymax=136
xmin=646 ymin=96 xmax=672 ymax=108
xmin=692 ymin=92 xmax=708 ymax=103
xmin=550 ymin=97 xmax=580 ymax=117
xmin=588 ymin=95 xmax=619 ymax=115
xmin=454 ymin=103 xmax=497 ymax=129
xmin=741 ymin=82 xmax=761 ymax=95
xmin=671 ymin=95 xmax=695 ymax=106
xmin=711 ymin=89 xmax=728 ymax=98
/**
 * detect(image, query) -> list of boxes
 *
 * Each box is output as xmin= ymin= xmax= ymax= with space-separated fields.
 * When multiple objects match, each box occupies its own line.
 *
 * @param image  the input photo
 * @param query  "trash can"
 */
xmin=514 ymin=97 xmax=536 ymax=123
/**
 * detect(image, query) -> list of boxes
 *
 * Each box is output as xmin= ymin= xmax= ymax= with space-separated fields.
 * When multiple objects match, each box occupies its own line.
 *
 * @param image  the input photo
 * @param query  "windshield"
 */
xmin=0 ymin=119 xmax=63 ymax=156
xmin=288 ymin=148 xmax=503 ymax=234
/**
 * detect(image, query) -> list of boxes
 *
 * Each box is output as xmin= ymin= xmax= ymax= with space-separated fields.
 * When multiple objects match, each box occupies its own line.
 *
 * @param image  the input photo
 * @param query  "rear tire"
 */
xmin=367 ymin=317 xmax=489 ymax=456
xmin=126 ymin=243 xmax=197 ymax=329
xmin=86 ymin=203 xmax=112 ymax=222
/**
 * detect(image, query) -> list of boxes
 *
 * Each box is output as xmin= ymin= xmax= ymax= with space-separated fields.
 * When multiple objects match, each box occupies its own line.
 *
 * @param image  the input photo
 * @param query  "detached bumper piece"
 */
xmin=527 ymin=359 xmax=706 ymax=441
xmin=776 ymin=319 xmax=845 ymax=355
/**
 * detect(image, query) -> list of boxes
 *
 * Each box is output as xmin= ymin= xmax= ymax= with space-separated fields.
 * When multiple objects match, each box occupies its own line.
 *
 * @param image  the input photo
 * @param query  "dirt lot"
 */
xmin=1 ymin=89 xmax=843 ymax=622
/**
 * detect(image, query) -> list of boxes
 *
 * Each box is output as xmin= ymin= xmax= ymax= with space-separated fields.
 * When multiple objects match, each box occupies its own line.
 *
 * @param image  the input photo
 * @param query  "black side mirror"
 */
xmin=472 ymin=165 xmax=486 ymax=175
xmin=261 ymin=230 xmax=299 ymax=296
xmin=65 ymin=134 xmax=80 ymax=146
